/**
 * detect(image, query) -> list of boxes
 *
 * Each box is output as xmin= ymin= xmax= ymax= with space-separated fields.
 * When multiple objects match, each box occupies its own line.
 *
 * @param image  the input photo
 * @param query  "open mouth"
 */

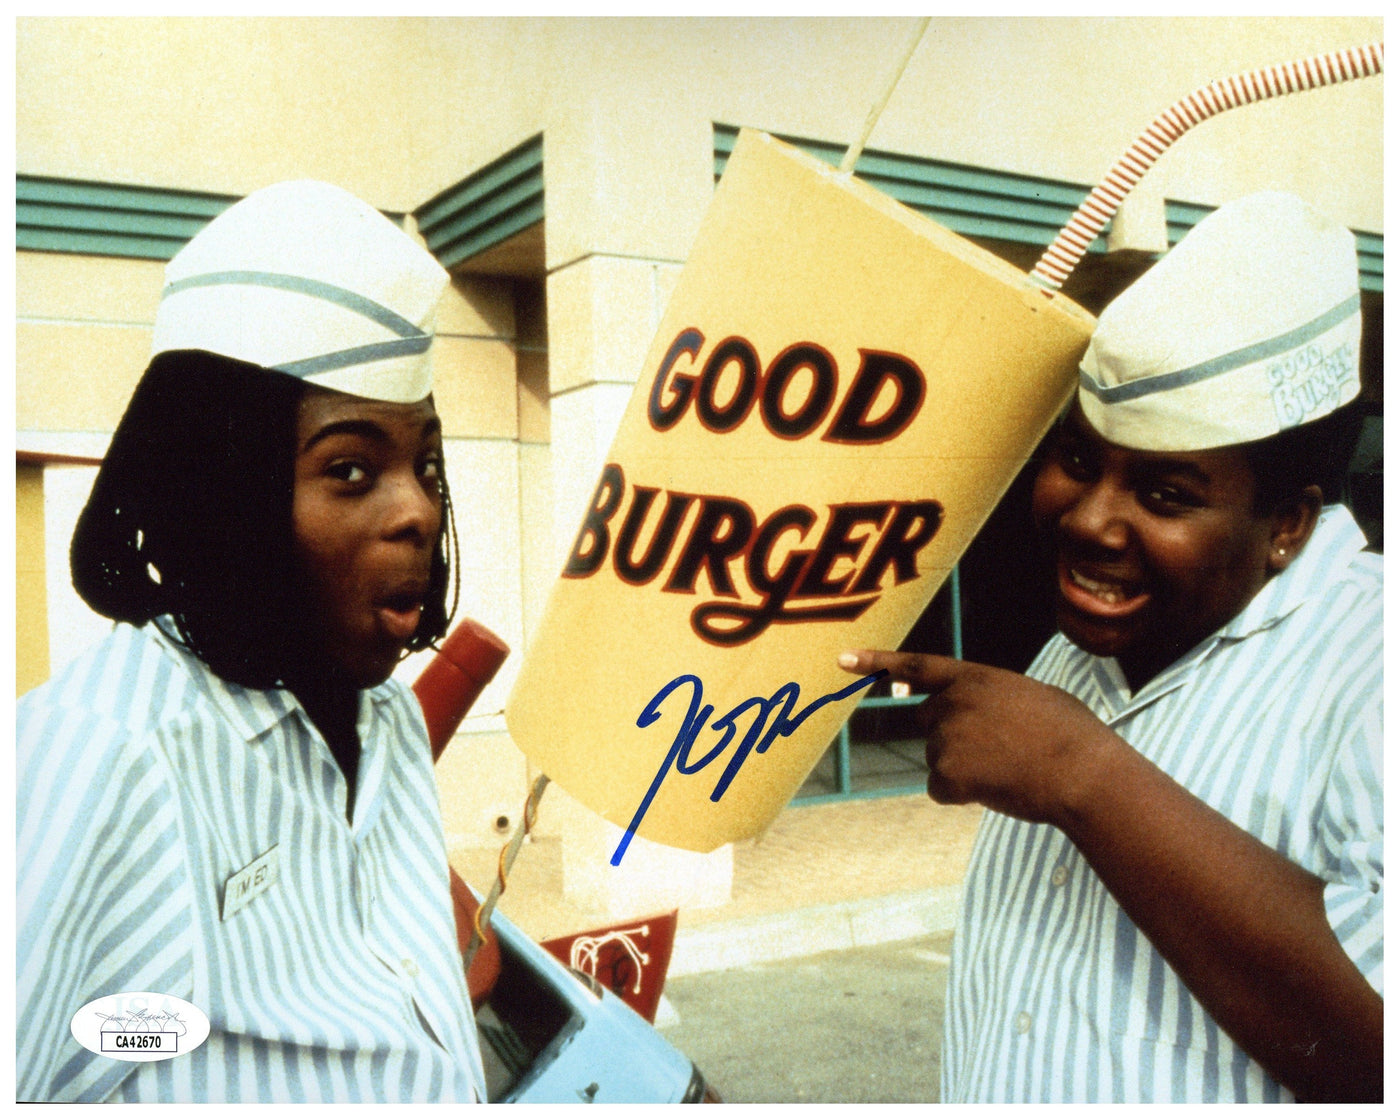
xmin=1060 ymin=562 xmax=1150 ymax=616
xmin=374 ymin=588 xmax=427 ymax=642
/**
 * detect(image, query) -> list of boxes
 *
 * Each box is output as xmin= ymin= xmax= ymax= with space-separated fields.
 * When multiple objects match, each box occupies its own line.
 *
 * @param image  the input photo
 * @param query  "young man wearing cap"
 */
xmin=17 ymin=182 xmax=487 ymax=1102
xmin=841 ymin=192 xmax=1381 ymax=1102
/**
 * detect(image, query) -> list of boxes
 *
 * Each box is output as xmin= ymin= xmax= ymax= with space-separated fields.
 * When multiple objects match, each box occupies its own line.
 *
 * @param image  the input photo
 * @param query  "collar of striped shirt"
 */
xmin=1217 ymin=504 xmax=1370 ymax=644
xmin=148 ymin=619 xmax=401 ymax=743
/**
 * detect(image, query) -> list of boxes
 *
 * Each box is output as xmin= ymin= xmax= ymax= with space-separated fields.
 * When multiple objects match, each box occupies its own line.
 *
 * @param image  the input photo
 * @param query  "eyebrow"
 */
xmin=1131 ymin=456 xmax=1213 ymax=487
xmin=300 ymin=415 xmax=442 ymax=455
xmin=1062 ymin=410 xmax=1213 ymax=487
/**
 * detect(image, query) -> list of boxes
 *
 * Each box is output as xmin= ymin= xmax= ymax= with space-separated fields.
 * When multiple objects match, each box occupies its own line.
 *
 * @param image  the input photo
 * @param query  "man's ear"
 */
xmin=1267 ymin=485 xmax=1323 ymax=573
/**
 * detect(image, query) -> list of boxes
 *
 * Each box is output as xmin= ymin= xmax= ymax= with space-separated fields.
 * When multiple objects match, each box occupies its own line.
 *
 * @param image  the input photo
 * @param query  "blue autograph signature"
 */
xmin=610 ymin=669 xmax=887 ymax=865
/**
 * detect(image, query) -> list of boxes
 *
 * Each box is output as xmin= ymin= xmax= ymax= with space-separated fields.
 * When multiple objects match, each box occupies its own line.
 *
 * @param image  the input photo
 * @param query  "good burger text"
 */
xmin=564 ymin=327 xmax=944 ymax=646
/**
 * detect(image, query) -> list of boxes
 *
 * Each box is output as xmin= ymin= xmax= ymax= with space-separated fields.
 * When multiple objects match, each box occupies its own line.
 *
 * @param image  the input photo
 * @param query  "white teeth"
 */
xmin=1069 ymin=568 xmax=1131 ymax=604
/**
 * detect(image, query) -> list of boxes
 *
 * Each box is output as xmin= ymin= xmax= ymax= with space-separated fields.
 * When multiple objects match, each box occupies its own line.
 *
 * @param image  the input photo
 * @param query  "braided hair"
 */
xmin=71 ymin=350 xmax=458 ymax=688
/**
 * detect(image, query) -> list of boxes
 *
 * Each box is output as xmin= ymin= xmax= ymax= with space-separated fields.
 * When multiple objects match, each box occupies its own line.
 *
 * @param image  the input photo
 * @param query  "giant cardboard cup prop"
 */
xmin=507 ymin=130 xmax=1096 ymax=860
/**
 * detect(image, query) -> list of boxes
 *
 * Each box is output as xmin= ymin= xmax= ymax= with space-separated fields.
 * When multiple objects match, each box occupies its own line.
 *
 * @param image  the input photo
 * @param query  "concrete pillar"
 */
xmin=16 ymin=464 xmax=49 ymax=695
xmin=419 ymin=274 xmax=535 ymax=849
xmin=1108 ymin=186 xmax=1168 ymax=255
xmin=535 ymin=88 xmax=736 ymax=920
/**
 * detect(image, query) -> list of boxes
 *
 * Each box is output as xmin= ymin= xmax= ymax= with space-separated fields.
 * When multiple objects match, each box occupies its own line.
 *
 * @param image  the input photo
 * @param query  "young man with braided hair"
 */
xmin=18 ymin=182 xmax=486 ymax=1102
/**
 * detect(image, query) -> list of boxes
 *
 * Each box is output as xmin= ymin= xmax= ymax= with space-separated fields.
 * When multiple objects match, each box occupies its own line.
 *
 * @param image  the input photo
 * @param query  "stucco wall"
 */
xmin=19 ymin=17 xmax=1383 ymax=240
xmin=15 ymin=15 xmax=1384 ymax=873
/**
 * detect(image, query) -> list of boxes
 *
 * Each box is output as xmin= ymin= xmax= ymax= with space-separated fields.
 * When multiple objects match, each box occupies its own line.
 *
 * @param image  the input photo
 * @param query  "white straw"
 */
xmin=840 ymin=17 xmax=932 ymax=174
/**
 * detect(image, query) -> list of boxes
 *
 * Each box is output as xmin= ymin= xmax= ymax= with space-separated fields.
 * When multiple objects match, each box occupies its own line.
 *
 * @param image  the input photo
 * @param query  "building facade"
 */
xmin=15 ymin=16 xmax=1384 ymax=918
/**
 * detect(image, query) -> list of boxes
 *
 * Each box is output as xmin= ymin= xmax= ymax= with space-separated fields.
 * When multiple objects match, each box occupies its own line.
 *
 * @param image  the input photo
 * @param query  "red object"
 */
xmin=541 ymin=911 xmax=679 ymax=1023
xmin=414 ymin=616 xmax=679 ymax=1019
xmin=413 ymin=617 xmax=510 ymax=760
xmin=414 ymin=616 xmax=511 ymax=1004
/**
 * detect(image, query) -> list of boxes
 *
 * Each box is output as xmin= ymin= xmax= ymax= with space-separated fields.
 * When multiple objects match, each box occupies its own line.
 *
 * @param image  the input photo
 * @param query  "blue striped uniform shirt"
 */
xmin=17 ymin=620 xmax=487 ymax=1102
xmin=941 ymin=505 xmax=1382 ymax=1103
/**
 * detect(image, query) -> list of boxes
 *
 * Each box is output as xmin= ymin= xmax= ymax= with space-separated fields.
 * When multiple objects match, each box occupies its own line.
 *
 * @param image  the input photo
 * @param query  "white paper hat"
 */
xmin=150 ymin=180 xmax=448 ymax=403
xmin=1078 ymin=191 xmax=1361 ymax=451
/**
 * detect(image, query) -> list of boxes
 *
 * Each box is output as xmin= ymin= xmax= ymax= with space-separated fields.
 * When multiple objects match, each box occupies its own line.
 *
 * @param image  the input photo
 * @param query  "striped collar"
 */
xmin=147 ymin=619 xmax=398 ymax=745
xmin=1217 ymin=504 xmax=1369 ymax=642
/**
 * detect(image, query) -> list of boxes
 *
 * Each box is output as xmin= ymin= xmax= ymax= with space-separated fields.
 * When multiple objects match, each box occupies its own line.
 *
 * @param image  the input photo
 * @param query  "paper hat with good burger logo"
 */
xmin=506 ymin=130 xmax=1096 ymax=858
xmin=151 ymin=179 xmax=449 ymax=403
xmin=1078 ymin=190 xmax=1361 ymax=451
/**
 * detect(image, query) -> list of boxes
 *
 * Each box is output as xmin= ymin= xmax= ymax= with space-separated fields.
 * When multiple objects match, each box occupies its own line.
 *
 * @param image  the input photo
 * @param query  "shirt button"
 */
xmin=1051 ymin=865 xmax=1070 ymax=887
xmin=401 ymin=957 xmax=419 ymax=978
xmin=1015 ymin=1011 xmax=1033 ymax=1035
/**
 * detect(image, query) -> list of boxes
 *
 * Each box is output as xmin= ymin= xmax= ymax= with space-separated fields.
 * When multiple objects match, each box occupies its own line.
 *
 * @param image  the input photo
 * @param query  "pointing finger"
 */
xmin=837 ymin=649 xmax=961 ymax=691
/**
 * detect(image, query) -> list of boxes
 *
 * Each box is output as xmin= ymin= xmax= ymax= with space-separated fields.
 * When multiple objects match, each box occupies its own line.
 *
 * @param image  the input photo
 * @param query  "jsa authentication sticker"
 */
xmin=71 ymin=992 xmax=210 ymax=1062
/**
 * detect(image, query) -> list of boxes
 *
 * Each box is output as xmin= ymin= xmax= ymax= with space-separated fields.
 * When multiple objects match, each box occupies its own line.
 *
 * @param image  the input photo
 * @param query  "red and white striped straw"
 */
xmin=1029 ymin=42 xmax=1383 ymax=292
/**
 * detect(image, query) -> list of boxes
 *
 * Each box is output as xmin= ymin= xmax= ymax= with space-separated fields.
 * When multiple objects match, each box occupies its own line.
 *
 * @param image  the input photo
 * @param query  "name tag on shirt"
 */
xmin=221 ymin=845 xmax=279 ymax=921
